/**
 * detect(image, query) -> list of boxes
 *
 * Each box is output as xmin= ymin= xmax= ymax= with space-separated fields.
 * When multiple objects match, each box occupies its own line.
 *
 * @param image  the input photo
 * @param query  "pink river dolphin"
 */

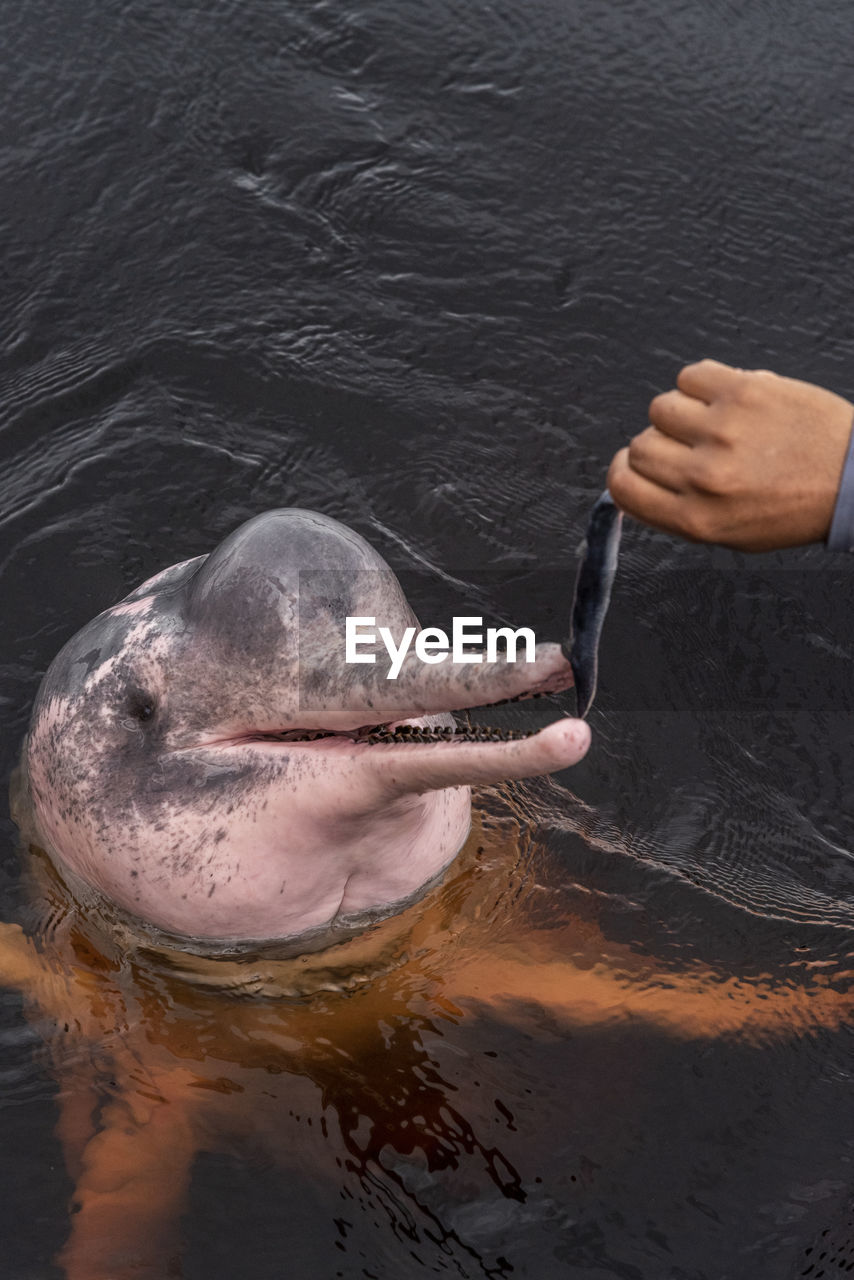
xmin=25 ymin=508 xmax=604 ymax=947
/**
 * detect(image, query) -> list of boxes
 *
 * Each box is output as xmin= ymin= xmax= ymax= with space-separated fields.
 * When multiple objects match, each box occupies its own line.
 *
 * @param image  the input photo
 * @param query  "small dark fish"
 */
xmin=561 ymin=489 xmax=623 ymax=718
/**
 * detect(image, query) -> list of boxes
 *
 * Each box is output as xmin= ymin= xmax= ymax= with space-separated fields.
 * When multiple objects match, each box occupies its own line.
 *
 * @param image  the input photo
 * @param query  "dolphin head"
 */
xmin=26 ymin=509 xmax=589 ymax=944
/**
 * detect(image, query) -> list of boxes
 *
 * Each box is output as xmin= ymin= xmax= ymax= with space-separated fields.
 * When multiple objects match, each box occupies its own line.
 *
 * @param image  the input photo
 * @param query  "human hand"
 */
xmin=607 ymin=359 xmax=854 ymax=551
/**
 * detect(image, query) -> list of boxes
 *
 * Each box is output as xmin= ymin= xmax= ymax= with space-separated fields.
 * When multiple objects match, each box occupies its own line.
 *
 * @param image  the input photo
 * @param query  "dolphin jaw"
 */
xmin=175 ymin=640 xmax=575 ymax=754
xmin=187 ymin=686 xmax=557 ymax=754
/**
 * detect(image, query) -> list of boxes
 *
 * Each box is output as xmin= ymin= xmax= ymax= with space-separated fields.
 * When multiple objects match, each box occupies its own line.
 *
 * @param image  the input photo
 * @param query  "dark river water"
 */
xmin=2 ymin=0 xmax=854 ymax=1276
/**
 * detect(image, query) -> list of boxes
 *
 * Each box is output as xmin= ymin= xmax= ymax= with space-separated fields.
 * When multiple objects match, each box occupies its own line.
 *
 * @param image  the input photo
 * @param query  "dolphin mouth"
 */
xmin=247 ymin=720 xmax=537 ymax=746
xmin=356 ymin=719 xmax=536 ymax=745
xmin=235 ymin=688 xmax=553 ymax=749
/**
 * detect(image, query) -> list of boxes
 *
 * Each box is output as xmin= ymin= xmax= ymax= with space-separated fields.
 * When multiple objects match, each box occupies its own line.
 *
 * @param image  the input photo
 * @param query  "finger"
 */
xmin=607 ymin=449 xmax=697 ymax=537
xmin=627 ymin=426 xmax=693 ymax=494
xmin=677 ymin=359 xmax=745 ymax=402
xmin=649 ymin=388 xmax=709 ymax=443
xmin=362 ymin=718 xmax=592 ymax=799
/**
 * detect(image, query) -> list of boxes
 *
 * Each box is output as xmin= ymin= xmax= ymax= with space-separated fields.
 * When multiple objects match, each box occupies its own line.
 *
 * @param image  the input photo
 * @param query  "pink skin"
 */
xmin=25 ymin=511 xmax=590 ymax=944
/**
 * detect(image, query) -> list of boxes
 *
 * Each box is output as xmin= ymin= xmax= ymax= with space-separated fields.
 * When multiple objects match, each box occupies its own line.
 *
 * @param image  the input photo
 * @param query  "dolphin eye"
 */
xmin=127 ymin=690 xmax=155 ymax=722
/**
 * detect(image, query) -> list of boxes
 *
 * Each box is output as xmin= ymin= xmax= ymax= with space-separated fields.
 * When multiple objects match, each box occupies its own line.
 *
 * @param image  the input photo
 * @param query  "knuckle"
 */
xmin=627 ymin=428 xmax=654 ymax=463
xmin=703 ymin=402 xmax=739 ymax=444
xmin=711 ymin=419 xmax=738 ymax=447
xmin=649 ymin=389 xmax=676 ymax=421
xmin=689 ymin=456 xmax=733 ymax=496
xmin=731 ymin=368 xmax=773 ymax=408
xmin=730 ymin=377 xmax=758 ymax=408
xmin=681 ymin=505 xmax=715 ymax=542
xmin=688 ymin=462 xmax=716 ymax=494
xmin=606 ymin=450 xmax=629 ymax=497
xmin=677 ymin=358 xmax=711 ymax=386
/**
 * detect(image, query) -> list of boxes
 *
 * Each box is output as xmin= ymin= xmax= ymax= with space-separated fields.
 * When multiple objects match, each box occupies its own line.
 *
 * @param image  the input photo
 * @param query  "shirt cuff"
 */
xmin=827 ymin=412 xmax=854 ymax=551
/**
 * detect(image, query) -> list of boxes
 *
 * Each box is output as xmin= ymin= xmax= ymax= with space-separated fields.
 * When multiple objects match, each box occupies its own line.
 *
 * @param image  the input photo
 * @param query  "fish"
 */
xmin=563 ymin=489 xmax=623 ymax=718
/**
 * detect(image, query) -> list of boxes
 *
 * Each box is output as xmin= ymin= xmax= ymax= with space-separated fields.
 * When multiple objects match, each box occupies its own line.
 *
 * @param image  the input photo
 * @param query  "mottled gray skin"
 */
xmin=27 ymin=510 xmax=589 ymax=944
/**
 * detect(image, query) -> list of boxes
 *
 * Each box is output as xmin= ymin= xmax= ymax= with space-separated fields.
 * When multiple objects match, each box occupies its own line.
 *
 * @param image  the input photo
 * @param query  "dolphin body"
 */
xmin=25 ymin=503 xmax=621 ymax=946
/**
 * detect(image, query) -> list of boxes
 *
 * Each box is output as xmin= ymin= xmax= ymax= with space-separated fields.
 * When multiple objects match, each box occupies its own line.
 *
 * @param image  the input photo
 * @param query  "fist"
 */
xmin=607 ymin=360 xmax=854 ymax=551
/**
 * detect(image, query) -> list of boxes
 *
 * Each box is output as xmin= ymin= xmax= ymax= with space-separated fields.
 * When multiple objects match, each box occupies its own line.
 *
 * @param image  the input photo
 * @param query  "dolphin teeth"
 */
xmin=354 ymin=723 xmax=536 ymax=745
xmin=272 ymin=722 xmax=538 ymax=746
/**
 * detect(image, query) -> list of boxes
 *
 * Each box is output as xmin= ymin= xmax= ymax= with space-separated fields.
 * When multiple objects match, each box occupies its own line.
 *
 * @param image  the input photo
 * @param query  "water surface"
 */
xmin=2 ymin=0 xmax=854 ymax=1276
